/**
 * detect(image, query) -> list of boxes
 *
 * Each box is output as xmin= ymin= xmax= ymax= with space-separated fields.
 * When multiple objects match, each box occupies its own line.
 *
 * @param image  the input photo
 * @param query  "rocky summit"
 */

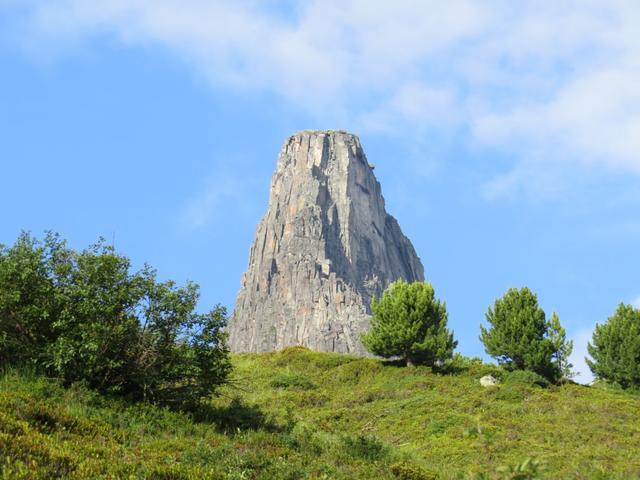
xmin=228 ymin=130 xmax=424 ymax=354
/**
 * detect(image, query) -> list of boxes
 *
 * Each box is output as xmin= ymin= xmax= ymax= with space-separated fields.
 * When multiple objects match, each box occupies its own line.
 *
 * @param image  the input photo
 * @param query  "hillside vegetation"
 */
xmin=2 ymin=348 xmax=640 ymax=479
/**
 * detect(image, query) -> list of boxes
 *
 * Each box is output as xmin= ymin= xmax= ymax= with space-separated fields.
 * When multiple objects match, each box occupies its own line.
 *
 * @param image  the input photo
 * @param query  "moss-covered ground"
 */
xmin=1 ymin=347 xmax=639 ymax=479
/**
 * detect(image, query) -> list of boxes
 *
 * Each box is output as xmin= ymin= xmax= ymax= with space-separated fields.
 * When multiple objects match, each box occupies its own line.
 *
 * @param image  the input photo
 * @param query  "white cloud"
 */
xmin=568 ymin=327 xmax=595 ymax=385
xmin=180 ymin=171 xmax=260 ymax=231
xmin=5 ymin=0 xmax=640 ymax=193
xmin=633 ymin=296 xmax=640 ymax=309
xmin=360 ymin=83 xmax=459 ymax=133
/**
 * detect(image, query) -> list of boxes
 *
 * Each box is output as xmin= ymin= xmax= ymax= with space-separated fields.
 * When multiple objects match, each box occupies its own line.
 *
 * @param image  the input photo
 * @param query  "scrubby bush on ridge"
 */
xmin=0 ymin=231 xmax=231 ymax=409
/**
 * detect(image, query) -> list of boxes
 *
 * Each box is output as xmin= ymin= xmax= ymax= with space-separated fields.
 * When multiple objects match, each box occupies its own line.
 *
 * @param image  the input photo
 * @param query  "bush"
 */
xmin=391 ymin=461 xmax=438 ymax=480
xmin=340 ymin=434 xmax=388 ymax=461
xmin=270 ymin=374 xmax=316 ymax=390
xmin=361 ymin=280 xmax=457 ymax=367
xmin=587 ymin=303 xmax=640 ymax=389
xmin=0 ymin=232 xmax=231 ymax=409
xmin=0 ymin=232 xmax=62 ymax=367
xmin=441 ymin=353 xmax=484 ymax=374
xmin=502 ymin=370 xmax=550 ymax=388
xmin=480 ymin=287 xmax=573 ymax=382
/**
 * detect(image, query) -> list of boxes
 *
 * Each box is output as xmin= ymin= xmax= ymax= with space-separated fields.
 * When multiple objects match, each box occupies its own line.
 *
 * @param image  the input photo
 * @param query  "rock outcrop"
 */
xmin=228 ymin=130 xmax=424 ymax=354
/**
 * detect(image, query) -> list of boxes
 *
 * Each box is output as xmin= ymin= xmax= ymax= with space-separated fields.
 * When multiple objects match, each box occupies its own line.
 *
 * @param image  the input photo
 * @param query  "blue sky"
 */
xmin=2 ymin=1 xmax=640 ymax=382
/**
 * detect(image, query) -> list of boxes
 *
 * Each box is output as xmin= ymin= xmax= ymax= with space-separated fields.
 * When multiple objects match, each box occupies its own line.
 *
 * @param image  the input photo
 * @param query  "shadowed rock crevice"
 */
xmin=229 ymin=130 xmax=424 ymax=354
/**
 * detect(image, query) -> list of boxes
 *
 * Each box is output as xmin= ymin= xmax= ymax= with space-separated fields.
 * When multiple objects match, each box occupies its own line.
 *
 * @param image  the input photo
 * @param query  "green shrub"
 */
xmin=270 ymin=374 xmax=316 ymax=390
xmin=587 ymin=303 xmax=640 ymax=389
xmin=480 ymin=287 xmax=573 ymax=382
xmin=494 ymin=385 xmax=530 ymax=403
xmin=503 ymin=370 xmax=550 ymax=388
xmin=0 ymin=232 xmax=62 ymax=367
xmin=332 ymin=358 xmax=382 ymax=385
xmin=495 ymin=457 xmax=543 ymax=479
xmin=391 ymin=461 xmax=438 ymax=480
xmin=0 ymin=232 xmax=231 ymax=409
xmin=340 ymin=434 xmax=388 ymax=461
xmin=361 ymin=280 xmax=457 ymax=367
xmin=441 ymin=353 xmax=484 ymax=374
xmin=198 ymin=397 xmax=275 ymax=433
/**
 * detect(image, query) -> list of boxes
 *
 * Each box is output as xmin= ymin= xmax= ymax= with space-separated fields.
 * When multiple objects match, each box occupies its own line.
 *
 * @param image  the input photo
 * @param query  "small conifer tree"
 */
xmin=587 ymin=303 xmax=640 ymax=389
xmin=361 ymin=280 xmax=457 ymax=367
xmin=480 ymin=287 xmax=573 ymax=382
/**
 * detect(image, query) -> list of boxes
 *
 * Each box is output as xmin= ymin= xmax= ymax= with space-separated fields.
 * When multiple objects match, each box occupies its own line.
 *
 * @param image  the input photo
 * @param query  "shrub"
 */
xmin=494 ymin=457 xmax=543 ymax=479
xmin=340 ymin=434 xmax=388 ymax=461
xmin=0 ymin=232 xmax=231 ymax=409
xmin=480 ymin=288 xmax=572 ymax=382
xmin=361 ymin=280 xmax=457 ymax=367
xmin=441 ymin=353 xmax=484 ymax=374
xmin=391 ymin=461 xmax=438 ymax=480
xmin=587 ymin=303 xmax=640 ymax=389
xmin=0 ymin=232 xmax=64 ymax=367
xmin=503 ymin=370 xmax=550 ymax=388
xmin=270 ymin=374 xmax=316 ymax=390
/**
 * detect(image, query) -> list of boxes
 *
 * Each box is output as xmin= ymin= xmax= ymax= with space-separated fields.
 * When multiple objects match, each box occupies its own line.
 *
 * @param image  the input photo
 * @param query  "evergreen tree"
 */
xmin=480 ymin=287 xmax=573 ymax=382
xmin=548 ymin=312 xmax=574 ymax=379
xmin=361 ymin=280 xmax=457 ymax=367
xmin=587 ymin=303 xmax=640 ymax=389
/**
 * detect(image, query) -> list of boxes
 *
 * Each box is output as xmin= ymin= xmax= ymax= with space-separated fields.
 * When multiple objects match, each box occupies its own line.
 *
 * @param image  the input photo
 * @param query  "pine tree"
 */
xmin=480 ymin=287 xmax=572 ymax=382
xmin=587 ymin=303 xmax=640 ymax=389
xmin=360 ymin=280 xmax=457 ymax=367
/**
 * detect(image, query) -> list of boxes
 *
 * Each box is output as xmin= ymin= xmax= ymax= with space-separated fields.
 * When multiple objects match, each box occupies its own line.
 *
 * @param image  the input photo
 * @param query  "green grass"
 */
xmin=2 ymin=347 xmax=640 ymax=479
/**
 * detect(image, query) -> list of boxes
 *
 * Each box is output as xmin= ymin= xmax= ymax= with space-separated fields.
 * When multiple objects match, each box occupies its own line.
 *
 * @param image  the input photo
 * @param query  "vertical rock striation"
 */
xmin=229 ymin=130 xmax=424 ymax=354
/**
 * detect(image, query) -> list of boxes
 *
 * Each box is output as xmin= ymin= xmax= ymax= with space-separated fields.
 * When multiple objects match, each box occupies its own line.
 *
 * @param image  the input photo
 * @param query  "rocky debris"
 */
xmin=480 ymin=375 xmax=499 ymax=387
xmin=228 ymin=130 xmax=424 ymax=354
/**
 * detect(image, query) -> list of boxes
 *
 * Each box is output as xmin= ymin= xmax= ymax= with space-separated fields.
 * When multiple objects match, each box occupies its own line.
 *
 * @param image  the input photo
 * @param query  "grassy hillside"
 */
xmin=1 ymin=347 xmax=639 ymax=479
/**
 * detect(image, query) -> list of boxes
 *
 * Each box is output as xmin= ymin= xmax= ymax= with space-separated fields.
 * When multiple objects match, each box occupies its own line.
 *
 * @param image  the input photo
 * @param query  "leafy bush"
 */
xmin=587 ymin=303 xmax=640 ymax=389
xmin=340 ymin=434 xmax=388 ymax=460
xmin=270 ymin=374 xmax=316 ymax=390
xmin=0 ymin=232 xmax=231 ymax=409
xmin=361 ymin=280 xmax=457 ymax=367
xmin=391 ymin=461 xmax=438 ymax=480
xmin=440 ymin=353 xmax=485 ymax=374
xmin=495 ymin=457 xmax=543 ymax=480
xmin=480 ymin=287 xmax=573 ymax=382
xmin=502 ymin=370 xmax=550 ymax=388
xmin=0 ymin=233 xmax=62 ymax=367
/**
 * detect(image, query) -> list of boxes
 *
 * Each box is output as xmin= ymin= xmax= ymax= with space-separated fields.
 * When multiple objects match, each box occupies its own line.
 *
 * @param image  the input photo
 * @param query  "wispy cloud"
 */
xmin=4 ymin=0 xmax=640 ymax=194
xmin=180 ymin=171 xmax=261 ymax=232
xmin=633 ymin=296 xmax=640 ymax=309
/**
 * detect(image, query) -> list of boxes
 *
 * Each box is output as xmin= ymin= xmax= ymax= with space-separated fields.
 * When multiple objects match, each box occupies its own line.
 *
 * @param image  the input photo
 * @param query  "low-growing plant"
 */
xmin=440 ymin=353 xmax=484 ymax=374
xmin=270 ymin=373 xmax=316 ymax=390
xmin=502 ymin=370 xmax=550 ymax=388
xmin=495 ymin=457 xmax=543 ymax=480
xmin=391 ymin=461 xmax=438 ymax=480
xmin=340 ymin=434 xmax=388 ymax=461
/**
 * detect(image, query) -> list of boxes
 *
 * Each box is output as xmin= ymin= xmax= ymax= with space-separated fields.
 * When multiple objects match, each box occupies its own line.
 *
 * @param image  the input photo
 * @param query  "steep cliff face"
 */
xmin=229 ymin=130 xmax=424 ymax=354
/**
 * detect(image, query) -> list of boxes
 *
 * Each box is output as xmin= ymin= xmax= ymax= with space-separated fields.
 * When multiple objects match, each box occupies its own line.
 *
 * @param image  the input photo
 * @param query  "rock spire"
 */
xmin=228 ymin=130 xmax=424 ymax=354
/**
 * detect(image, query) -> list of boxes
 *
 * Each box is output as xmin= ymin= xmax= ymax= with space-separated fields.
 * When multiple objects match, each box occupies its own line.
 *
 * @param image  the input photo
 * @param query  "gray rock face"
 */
xmin=228 ymin=130 xmax=424 ymax=354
